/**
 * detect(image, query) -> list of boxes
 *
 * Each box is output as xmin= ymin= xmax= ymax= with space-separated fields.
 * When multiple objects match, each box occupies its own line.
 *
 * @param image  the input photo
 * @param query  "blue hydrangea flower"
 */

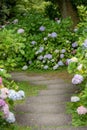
xmin=58 ymin=61 xmax=64 ymax=66
xmin=72 ymin=42 xmax=78 ymax=48
xmin=39 ymin=47 xmax=44 ymax=53
xmin=61 ymin=49 xmax=66 ymax=53
xmin=60 ymin=54 xmax=64 ymax=59
xmin=31 ymin=41 xmax=37 ymax=45
xmin=51 ymin=32 xmax=57 ymax=38
xmin=44 ymin=54 xmax=52 ymax=59
xmin=72 ymin=74 xmax=83 ymax=84
xmin=83 ymin=39 xmax=87 ymax=48
xmin=39 ymin=26 xmax=45 ymax=31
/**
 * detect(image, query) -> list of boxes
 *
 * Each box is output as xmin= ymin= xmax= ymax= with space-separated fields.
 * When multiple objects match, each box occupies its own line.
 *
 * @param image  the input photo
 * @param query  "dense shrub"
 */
xmin=67 ymin=12 xmax=87 ymax=126
xmin=0 ymin=10 xmax=78 ymax=70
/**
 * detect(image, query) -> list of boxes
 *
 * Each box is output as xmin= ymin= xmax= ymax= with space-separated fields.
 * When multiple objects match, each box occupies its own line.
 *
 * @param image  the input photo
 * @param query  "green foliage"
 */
xmin=67 ymin=18 xmax=87 ymax=126
xmin=0 ymin=29 xmax=26 ymax=69
xmin=0 ymin=10 xmax=76 ymax=71
xmin=44 ymin=2 xmax=60 ymax=19
xmin=0 ymin=0 xmax=17 ymax=24
xmin=77 ymin=5 xmax=87 ymax=22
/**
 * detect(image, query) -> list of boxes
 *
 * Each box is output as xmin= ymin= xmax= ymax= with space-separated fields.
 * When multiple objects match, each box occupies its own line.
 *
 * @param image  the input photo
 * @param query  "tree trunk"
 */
xmin=57 ymin=0 xmax=79 ymax=27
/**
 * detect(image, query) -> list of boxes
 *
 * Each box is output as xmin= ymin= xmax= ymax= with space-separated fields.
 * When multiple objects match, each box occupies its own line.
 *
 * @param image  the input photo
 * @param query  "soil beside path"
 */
xmin=11 ymin=72 xmax=87 ymax=130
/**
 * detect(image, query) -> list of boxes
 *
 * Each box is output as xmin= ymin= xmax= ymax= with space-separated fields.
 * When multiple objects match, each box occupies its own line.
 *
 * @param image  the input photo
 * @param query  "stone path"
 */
xmin=11 ymin=72 xmax=87 ymax=130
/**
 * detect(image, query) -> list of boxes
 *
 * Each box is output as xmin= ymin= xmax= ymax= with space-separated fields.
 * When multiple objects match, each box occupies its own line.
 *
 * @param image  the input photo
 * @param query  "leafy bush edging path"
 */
xmin=11 ymin=72 xmax=87 ymax=130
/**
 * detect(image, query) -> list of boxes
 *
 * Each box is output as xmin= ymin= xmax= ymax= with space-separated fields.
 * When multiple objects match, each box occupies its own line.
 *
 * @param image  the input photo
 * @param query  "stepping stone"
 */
xmin=40 ymin=127 xmax=87 ymax=130
xmin=15 ymin=103 xmax=66 ymax=114
xmin=47 ymin=84 xmax=77 ymax=89
xmin=32 ymin=79 xmax=65 ymax=85
xmin=11 ymin=74 xmax=46 ymax=82
xmin=26 ymin=95 xmax=72 ymax=104
xmin=39 ymin=89 xmax=76 ymax=96
xmin=15 ymin=113 xmax=71 ymax=126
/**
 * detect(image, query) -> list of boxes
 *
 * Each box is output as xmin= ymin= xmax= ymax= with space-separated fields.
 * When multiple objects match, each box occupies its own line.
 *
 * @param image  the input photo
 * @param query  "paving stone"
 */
xmin=11 ymin=74 xmax=46 ymax=82
xmin=11 ymin=72 xmax=86 ymax=129
xmin=40 ymin=127 xmax=87 ymax=130
xmin=15 ymin=113 xmax=71 ymax=126
xmin=26 ymin=95 xmax=72 ymax=104
xmin=47 ymin=84 xmax=77 ymax=89
xmin=39 ymin=89 xmax=76 ymax=96
xmin=32 ymin=79 xmax=65 ymax=85
xmin=15 ymin=103 xmax=66 ymax=113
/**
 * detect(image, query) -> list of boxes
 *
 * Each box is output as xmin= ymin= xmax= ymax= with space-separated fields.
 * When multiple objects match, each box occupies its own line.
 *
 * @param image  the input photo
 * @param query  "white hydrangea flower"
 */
xmin=51 ymin=59 xmax=55 ymax=62
xmin=44 ymin=37 xmax=47 ymax=41
xmin=42 ymin=60 xmax=46 ymax=63
xmin=6 ymin=112 xmax=15 ymax=123
xmin=38 ymin=55 xmax=43 ymax=60
xmin=57 ymin=20 xmax=61 ymax=24
xmin=77 ymin=64 xmax=83 ymax=71
xmin=70 ymin=57 xmax=78 ymax=62
xmin=48 ymin=33 xmax=51 ymax=37
xmin=43 ymin=65 xmax=48 ymax=69
xmin=35 ymin=51 xmax=39 ymax=55
xmin=61 ymin=49 xmax=66 ymax=53
xmin=54 ymin=49 xmax=59 ymax=53
xmin=0 ymin=68 xmax=4 ymax=71
xmin=8 ymin=90 xmax=17 ymax=101
xmin=29 ymin=61 xmax=32 ymax=65
xmin=22 ymin=65 xmax=28 ymax=70
xmin=18 ymin=90 xmax=25 ymax=98
xmin=74 ymin=28 xmax=78 ymax=32
xmin=12 ymin=19 xmax=18 ymax=24
xmin=53 ymin=64 xmax=59 ymax=70
xmin=71 ymin=96 xmax=80 ymax=102
xmin=17 ymin=28 xmax=24 ymax=34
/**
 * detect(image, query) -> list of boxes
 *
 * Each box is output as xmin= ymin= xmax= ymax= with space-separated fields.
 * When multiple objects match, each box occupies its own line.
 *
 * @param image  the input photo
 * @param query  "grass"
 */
xmin=17 ymin=81 xmax=47 ymax=97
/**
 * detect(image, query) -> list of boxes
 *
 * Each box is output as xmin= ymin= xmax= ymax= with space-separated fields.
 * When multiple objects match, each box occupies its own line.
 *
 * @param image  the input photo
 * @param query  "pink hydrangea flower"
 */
xmin=0 ymin=99 xmax=6 ymax=107
xmin=2 ymin=104 xmax=9 ymax=118
xmin=0 ymin=77 xmax=2 ymax=84
xmin=0 ymin=87 xmax=9 ymax=99
xmin=77 ymin=106 xmax=87 ymax=115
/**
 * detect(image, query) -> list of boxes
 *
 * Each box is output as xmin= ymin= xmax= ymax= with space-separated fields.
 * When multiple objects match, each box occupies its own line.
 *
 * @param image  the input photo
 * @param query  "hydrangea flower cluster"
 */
xmin=83 ymin=39 xmax=87 ymax=48
xmin=77 ymin=106 xmax=87 ymax=115
xmin=39 ymin=26 xmax=45 ymax=31
xmin=72 ymin=42 xmax=78 ymax=48
xmin=71 ymin=96 xmax=80 ymax=102
xmin=72 ymin=74 xmax=83 ymax=84
xmin=0 ymin=77 xmax=25 ymax=123
xmin=17 ymin=28 xmax=24 ymax=34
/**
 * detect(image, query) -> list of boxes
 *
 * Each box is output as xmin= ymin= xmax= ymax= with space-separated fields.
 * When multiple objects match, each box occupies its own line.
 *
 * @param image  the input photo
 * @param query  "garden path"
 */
xmin=11 ymin=72 xmax=87 ymax=130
